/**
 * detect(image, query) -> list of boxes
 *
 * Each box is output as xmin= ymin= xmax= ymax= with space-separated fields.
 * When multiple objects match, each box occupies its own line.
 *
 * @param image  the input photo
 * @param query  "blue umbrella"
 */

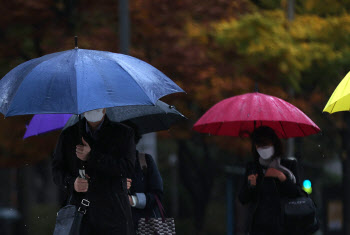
xmin=0 ymin=49 xmax=184 ymax=117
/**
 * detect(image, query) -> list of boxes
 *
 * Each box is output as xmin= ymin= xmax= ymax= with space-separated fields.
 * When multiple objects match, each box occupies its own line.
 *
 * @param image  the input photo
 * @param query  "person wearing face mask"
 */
xmin=52 ymin=108 xmax=136 ymax=235
xmin=238 ymin=126 xmax=301 ymax=235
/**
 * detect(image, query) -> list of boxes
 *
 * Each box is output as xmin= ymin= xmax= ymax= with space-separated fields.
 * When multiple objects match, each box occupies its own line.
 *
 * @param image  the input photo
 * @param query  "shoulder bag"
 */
xmin=274 ymin=180 xmax=319 ymax=234
xmin=53 ymin=195 xmax=90 ymax=235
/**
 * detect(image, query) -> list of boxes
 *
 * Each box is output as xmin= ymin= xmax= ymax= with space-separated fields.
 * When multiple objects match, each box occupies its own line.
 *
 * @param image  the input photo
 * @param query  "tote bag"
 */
xmin=137 ymin=195 xmax=175 ymax=235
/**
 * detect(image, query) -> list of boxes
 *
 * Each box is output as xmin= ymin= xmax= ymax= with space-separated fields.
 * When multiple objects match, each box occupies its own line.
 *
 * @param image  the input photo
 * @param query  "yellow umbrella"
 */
xmin=323 ymin=71 xmax=350 ymax=113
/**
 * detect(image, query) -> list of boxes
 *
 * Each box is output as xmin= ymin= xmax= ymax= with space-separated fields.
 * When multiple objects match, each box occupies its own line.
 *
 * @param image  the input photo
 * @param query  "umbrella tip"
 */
xmin=75 ymin=36 xmax=78 ymax=49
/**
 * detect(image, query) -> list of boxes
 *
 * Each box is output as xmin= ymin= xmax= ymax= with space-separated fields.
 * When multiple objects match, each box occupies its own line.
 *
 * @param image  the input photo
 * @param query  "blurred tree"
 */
xmin=2 ymin=0 xmax=350 ymax=234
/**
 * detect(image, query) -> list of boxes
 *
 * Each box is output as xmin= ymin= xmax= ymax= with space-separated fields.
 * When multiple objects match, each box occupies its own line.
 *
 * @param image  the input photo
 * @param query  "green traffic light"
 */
xmin=303 ymin=179 xmax=312 ymax=194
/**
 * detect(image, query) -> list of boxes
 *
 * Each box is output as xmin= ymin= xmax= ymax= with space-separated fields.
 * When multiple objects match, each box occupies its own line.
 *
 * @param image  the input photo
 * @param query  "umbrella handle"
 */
xmin=78 ymin=114 xmax=86 ymax=171
xmin=75 ymin=36 xmax=78 ymax=49
xmin=78 ymin=114 xmax=83 ymax=144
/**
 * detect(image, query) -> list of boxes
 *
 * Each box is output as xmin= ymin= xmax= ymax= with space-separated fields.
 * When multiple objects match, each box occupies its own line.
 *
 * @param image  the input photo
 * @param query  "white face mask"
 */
xmin=84 ymin=108 xmax=105 ymax=123
xmin=257 ymin=146 xmax=275 ymax=160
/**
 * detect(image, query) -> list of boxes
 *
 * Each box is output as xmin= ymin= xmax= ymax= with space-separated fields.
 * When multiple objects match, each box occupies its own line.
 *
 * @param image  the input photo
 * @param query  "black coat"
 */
xmin=239 ymin=158 xmax=301 ymax=235
xmin=52 ymin=117 xmax=136 ymax=235
xmin=129 ymin=152 xmax=163 ymax=230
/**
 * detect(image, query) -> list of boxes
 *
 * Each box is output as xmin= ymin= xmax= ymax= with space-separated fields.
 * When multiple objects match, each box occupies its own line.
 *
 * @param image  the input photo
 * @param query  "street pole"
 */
xmin=119 ymin=0 xmax=130 ymax=55
xmin=118 ymin=0 xmax=158 ymax=161
xmin=343 ymin=112 xmax=350 ymax=234
xmin=169 ymin=154 xmax=179 ymax=217
xmin=286 ymin=0 xmax=295 ymax=160
xmin=226 ymin=176 xmax=233 ymax=235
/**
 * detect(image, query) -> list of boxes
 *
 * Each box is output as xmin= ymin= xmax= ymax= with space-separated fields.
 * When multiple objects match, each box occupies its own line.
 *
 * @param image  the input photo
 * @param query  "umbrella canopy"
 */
xmin=193 ymin=92 xmax=320 ymax=138
xmin=24 ymin=101 xmax=186 ymax=138
xmin=23 ymin=114 xmax=72 ymax=139
xmin=323 ymin=71 xmax=350 ymax=113
xmin=0 ymin=49 xmax=184 ymax=117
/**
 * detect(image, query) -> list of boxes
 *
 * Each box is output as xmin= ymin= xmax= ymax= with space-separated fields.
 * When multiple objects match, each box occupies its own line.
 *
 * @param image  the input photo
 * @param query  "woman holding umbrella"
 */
xmin=239 ymin=126 xmax=301 ymax=235
xmin=193 ymin=92 xmax=321 ymax=234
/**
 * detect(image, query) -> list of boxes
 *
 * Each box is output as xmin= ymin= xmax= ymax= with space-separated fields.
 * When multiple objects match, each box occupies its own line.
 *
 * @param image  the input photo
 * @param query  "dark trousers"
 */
xmin=79 ymin=199 xmax=128 ymax=235
xmin=251 ymin=227 xmax=293 ymax=235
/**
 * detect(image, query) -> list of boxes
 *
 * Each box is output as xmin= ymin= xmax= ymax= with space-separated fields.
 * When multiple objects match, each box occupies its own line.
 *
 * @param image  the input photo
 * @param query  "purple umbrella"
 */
xmin=23 ymin=114 xmax=72 ymax=139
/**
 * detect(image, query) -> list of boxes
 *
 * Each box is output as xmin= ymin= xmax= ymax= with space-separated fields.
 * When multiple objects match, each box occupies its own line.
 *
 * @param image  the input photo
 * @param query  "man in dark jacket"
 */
xmin=52 ymin=108 xmax=136 ymax=235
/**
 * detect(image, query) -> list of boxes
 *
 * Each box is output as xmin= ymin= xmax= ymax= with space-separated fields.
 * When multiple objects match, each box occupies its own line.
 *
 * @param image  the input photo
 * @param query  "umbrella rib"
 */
xmin=95 ymin=52 xmax=174 ymax=102
xmin=4 ymin=51 xmax=70 ymax=116
xmin=279 ymin=121 xmax=287 ymax=138
xmin=215 ymin=122 xmax=224 ymax=135
xmin=271 ymin=97 xmax=289 ymax=121
xmin=297 ymin=123 xmax=307 ymax=137
xmin=330 ymin=101 xmax=336 ymax=113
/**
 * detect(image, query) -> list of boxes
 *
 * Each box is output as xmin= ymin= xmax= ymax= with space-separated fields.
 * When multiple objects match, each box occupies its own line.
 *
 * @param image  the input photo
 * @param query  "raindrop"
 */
xmin=24 ymin=224 xmax=26 ymax=227
xmin=322 ymin=155 xmax=325 ymax=158
xmin=38 ymin=216 xmax=40 ymax=219
xmin=318 ymin=145 xmax=321 ymax=148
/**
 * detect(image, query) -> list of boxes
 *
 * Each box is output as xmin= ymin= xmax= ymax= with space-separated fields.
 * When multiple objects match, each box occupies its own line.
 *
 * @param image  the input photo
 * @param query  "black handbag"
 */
xmin=274 ymin=181 xmax=319 ymax=234
xmin=53 ymin=197 xmax=90 ymax=235
xmin=282 ymin=195 xmax=318 ymax=230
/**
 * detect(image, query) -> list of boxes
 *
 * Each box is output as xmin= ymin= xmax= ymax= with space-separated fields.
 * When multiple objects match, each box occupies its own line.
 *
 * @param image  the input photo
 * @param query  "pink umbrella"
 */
xmin=193 ymin=92 xmax=320 ymax=138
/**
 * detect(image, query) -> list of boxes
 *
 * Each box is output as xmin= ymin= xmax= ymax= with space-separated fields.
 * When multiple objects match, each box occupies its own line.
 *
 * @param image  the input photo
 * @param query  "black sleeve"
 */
xmin=87 ymin=127 xmax=136 ymax=178
xmin=278 ymin=177 xmax=302 ymax=198
xmin=144 ymin=154 xmax=164 ymax=210
xmin=239 ymin=163 xmax=259 ymax=205
xmin=52 ymin=132 xmax=76 ymax=196
xmin=279 ymin=159 xmax=302 ymax=197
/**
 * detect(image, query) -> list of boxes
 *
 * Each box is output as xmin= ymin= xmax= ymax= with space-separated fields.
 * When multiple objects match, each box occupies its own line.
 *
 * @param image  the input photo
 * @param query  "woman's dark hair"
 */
xmin=251 ymin=126 xmax=283 ymax=161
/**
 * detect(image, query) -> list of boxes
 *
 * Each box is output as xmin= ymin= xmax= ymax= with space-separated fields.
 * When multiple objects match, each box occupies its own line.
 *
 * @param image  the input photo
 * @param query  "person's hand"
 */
xmin=265 ymin=168 xmax=287 ymax=182
xmin=128 ymin=195 xmax=134 ymax=206
xmin=76 ymin=137 xmax=91 ymax=161
xmin=127 ymin=178 xmax=132 ymax=190
xmin=74 ymin=177 xmax=89 ymax=192
xmin=248 ymin=174 xmax=258 ymax=186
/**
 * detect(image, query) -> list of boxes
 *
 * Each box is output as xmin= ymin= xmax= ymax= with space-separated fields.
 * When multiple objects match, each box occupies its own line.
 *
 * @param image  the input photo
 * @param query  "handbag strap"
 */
xmin=68 ymin=178 xmax=91 ymax=215
xmin=77 ymin=195 xmax=90 ymax=215
xmin=154 ymin=195 xmax=166 ymax=222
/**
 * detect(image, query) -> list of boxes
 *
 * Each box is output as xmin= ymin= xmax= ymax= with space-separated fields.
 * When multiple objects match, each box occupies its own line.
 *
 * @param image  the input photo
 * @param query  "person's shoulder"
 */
xmin=60 ymin=122 xmax=79 ymax=136
xmin=108 ymin=121 xmax=134 ymax=134
xmin=144 ymin=153 xmax=156 ymax=164
xmin=281 ymin=158 xmax=298 ymax=169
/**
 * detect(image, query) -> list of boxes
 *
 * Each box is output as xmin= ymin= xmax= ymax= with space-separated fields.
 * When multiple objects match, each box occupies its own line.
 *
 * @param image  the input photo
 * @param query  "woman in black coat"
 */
xmin=239 ymin=126 xmax=301 ymax=235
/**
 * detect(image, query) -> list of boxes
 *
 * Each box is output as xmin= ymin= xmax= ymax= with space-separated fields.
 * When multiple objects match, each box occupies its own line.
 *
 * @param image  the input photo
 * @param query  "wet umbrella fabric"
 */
xmin=0 ymin=49 xmax=184 ymax=117
xmin=23 ymin=101 xmax=186 ymax=138
xmin=323 ymin=71 xmax=350 ymax=113
xmin=193 ymin=92 xmax=320 ymax=138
